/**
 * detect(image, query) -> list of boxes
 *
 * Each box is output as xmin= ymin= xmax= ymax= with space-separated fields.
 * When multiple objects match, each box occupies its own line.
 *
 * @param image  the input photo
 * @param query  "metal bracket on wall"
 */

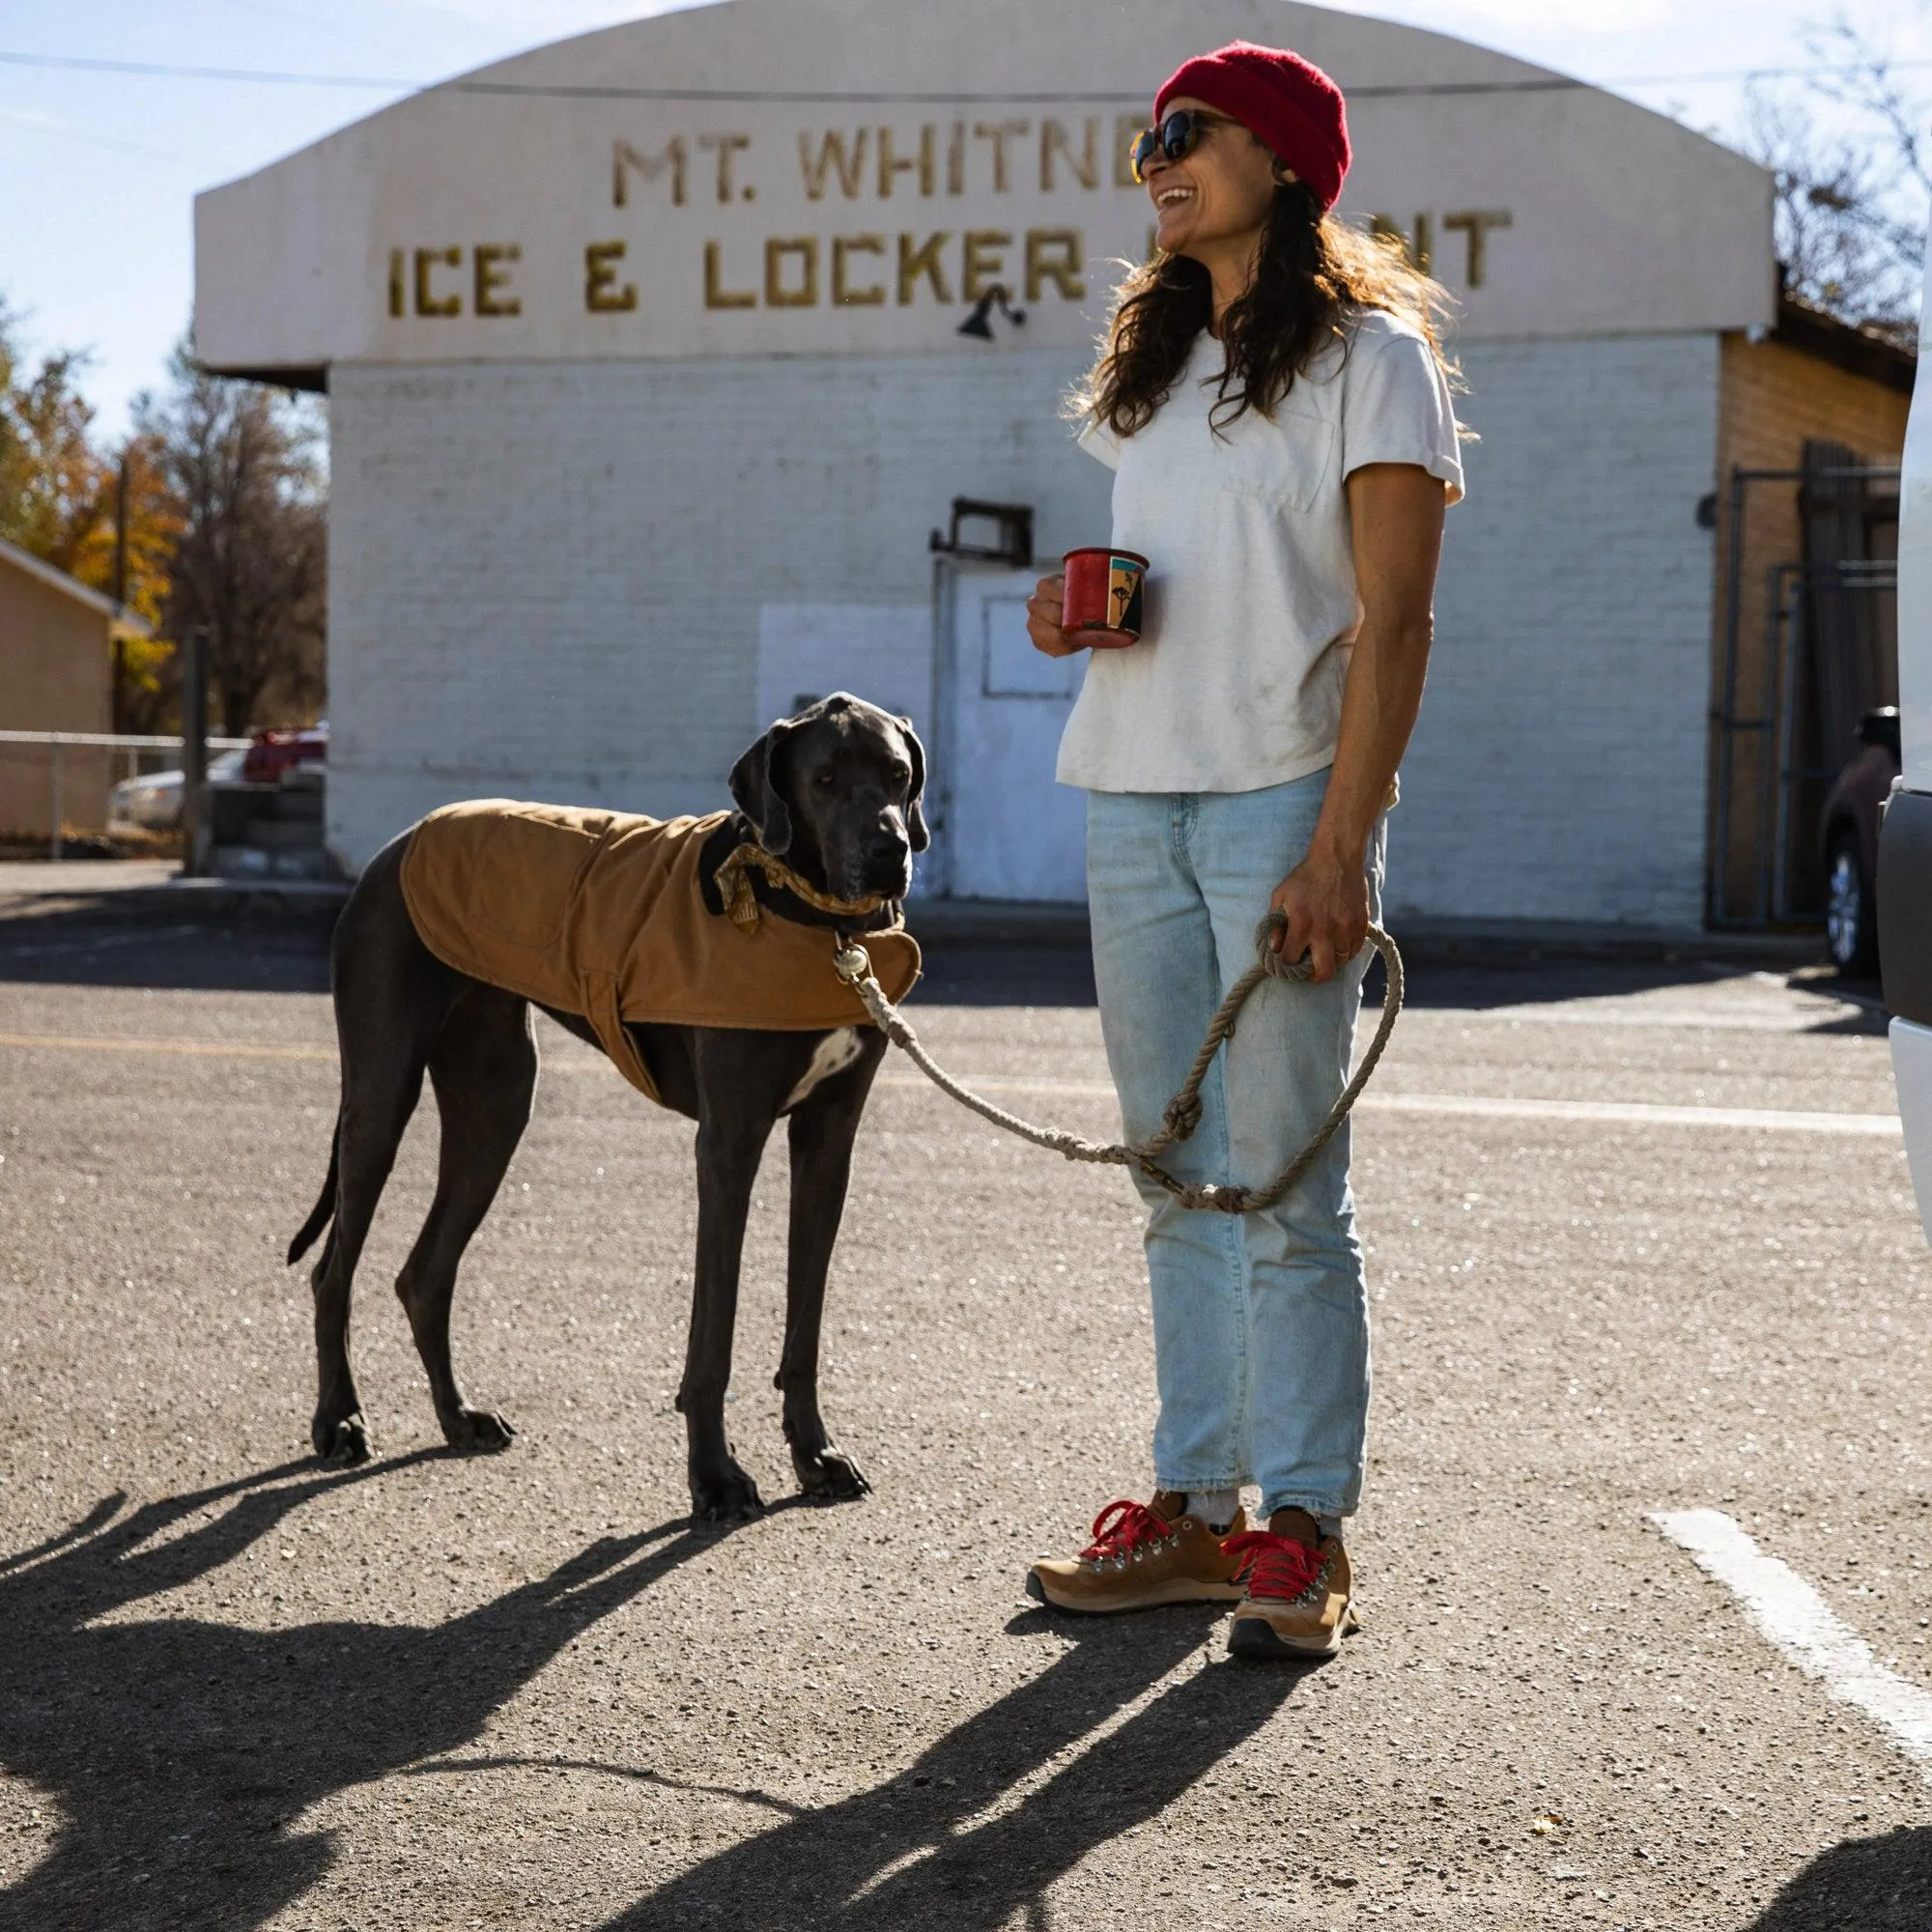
xmin=929 ymin=498 xmax=1034 ymax=569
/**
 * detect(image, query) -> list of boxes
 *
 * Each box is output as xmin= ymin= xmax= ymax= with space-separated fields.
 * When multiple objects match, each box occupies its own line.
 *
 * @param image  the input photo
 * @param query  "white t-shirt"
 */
xmin=1056 ymin=307 xmax=1464 ymax=794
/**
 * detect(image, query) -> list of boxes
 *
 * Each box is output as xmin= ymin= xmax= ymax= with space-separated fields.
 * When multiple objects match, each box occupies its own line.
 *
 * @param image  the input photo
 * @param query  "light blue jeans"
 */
xmin=1085 ymin=773 xmax=1384 ymax=1523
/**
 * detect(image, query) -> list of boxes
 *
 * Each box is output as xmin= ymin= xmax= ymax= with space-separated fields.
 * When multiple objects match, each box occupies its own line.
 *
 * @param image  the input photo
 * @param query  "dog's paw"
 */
xmin=794 ymin=1445 xmax=871 ymax=1502
xmin=442 ymin=1406 xmax=516 ymax=1455
xmin=690 ymin=1462 xmax=764 ymax=1527
xmin=313 ymin=1411 xmax=371 ymax=1466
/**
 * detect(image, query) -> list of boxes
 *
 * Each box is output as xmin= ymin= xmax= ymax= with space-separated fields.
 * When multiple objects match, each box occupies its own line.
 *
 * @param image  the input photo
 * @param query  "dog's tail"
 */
xmin=287 ymin=1116 xmax=341 ymax=1266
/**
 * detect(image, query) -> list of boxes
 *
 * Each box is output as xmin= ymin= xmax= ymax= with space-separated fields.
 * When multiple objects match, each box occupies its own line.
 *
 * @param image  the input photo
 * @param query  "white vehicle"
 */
xmin=1882 ymin=223 xmax=1932 ymax=1236
xmin=107 ymin=748 xmax=248 ymax=831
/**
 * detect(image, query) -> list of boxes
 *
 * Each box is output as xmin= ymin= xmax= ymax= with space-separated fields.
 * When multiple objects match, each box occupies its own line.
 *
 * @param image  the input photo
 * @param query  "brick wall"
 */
xmin=1395 ymin=331 xmax=1721 ymax=927
xmin=329 ymin=334 xmax=1725 ymax=926
xmin=327 ymin=351 xmax=1110 ymax=868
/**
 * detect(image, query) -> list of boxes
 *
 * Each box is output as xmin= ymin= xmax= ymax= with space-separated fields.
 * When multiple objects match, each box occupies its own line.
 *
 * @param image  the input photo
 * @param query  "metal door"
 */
xmin=932 ymin=564 xmax=1088 ymax=902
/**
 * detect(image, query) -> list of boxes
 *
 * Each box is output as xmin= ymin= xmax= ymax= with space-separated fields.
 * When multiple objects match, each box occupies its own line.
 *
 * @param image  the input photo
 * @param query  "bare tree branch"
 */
xmin=1745 ymin=8 xmax=1930 ymax=340
xmin=140 ymin=345 xmax=327 ymax=737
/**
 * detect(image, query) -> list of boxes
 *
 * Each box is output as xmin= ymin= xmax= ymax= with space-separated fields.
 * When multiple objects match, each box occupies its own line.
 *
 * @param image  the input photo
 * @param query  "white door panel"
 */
xmin=939 ymin=567 xmax=1088 ymax=902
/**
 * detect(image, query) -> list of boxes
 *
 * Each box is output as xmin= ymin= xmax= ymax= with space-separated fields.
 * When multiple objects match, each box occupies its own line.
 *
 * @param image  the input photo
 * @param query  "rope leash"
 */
xmin=835 ymin=913 xmax=1404 ymax=1214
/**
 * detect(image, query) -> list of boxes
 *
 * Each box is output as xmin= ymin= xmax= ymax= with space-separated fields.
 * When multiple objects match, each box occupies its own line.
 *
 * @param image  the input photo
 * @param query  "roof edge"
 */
xmin=1771 ymin=296 xmax=1917 ymax=394
xmin=0 ymin=535 xmax=153 ymax=634
xmin=190 ymin=362 xmax=328 ymax=395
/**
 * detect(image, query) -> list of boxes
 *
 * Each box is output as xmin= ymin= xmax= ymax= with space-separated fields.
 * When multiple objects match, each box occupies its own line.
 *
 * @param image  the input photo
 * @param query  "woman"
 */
xmin=1023 ymin=42 xmax=1463 ymax=1659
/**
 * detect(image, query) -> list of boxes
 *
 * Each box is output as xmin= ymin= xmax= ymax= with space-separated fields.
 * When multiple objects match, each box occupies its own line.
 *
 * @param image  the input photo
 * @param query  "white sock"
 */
xmin=1185 ymin=1488 xmax=1240 ymax=1531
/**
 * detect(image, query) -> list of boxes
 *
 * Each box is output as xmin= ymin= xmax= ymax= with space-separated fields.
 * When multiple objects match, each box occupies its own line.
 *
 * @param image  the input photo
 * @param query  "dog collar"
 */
xmin=713 ymin=841 xmax=890 ymax=933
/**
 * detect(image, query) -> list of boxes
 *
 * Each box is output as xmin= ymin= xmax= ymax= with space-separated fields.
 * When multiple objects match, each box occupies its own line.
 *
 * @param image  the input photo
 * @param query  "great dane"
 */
xmin=287 ymin=694 xmax=926 ymax=1523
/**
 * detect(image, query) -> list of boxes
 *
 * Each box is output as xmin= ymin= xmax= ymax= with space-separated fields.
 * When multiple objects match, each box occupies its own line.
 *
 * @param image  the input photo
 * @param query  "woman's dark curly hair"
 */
xmin=1073 ymin=179 xmax=1457 ymax=438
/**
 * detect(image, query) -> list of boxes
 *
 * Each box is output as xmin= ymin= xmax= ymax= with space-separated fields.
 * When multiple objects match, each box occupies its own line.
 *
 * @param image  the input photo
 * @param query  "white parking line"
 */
xmin=1457 ymin=1004 xmax=1879 ymax=1036
xmin=1362 ymin=1094 xmax=1901 ymax=1136
xmin=1651 ymin=1509 xmax=1932 ymax=1779
xmin=876 ymin=1073 xmax=1902 ymax=1137
xmin=0 ymin=1032 xmax=1904 ymax=1136
xmin=0 ymin=1030 xmax=334 ymax=1063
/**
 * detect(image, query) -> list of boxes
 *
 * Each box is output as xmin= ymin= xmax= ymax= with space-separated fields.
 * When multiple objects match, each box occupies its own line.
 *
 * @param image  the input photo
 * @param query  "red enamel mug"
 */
xmin=1062 ymin=547 xmax=1150 ymax=647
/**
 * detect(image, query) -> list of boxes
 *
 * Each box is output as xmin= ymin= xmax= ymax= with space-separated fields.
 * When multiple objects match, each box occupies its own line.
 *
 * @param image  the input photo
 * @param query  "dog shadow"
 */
xmin=596 ymin=1606 xmax=1308 ymax=1929
xmin=0 ymin=1470 xmax=1310 ymax=1931
xmin=0 ymin=1458 xmax=709 ymax=1929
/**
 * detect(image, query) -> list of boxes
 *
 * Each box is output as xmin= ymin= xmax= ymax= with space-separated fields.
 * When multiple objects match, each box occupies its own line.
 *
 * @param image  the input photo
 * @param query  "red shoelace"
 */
xmin=1221 ymin=1529 xmax=1325 ymax=1601
xmin=1079 ymin=1499 xmax=1179 ymax=1562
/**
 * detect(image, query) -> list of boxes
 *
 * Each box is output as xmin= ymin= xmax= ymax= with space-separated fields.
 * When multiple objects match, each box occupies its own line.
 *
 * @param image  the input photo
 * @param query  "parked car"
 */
xmin=241 ymin=723 xmax=327 ymax=785
xmin=1878 ymin=216 xmax=1932 ymax=1243
xmin=107 ymin=747 xmax=248 ymax=832
xmin=109 ymin=724 xmax=328 ymax=833
xmin=1821 ymin=706 xmax=1900 ymax=976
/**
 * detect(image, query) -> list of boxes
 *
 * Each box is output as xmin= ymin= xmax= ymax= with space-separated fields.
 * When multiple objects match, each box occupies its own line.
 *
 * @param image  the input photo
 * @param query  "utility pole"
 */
xmin=110 ymin=454 xmax=129 ymax=734
xmin=180 ymin=625 xmax=210 ymax=878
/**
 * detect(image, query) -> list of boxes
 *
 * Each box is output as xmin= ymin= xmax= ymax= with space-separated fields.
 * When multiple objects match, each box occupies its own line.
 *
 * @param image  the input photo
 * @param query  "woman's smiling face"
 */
xmin=1141 ymin=95 xmax=1283 ymax=262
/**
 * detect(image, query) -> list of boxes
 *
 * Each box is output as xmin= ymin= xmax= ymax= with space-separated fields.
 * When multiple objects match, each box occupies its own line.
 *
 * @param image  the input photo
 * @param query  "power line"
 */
xmin=2 ymin=45 xmax=1930 ymax=103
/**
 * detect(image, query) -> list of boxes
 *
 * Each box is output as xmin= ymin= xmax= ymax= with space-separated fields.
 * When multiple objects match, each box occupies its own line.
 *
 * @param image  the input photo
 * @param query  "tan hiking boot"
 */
xmin=1224 ymin=1510 xmax=1359 ymax=1660
xmin=1026 ymin=1492 xmax=1248 ymax=1613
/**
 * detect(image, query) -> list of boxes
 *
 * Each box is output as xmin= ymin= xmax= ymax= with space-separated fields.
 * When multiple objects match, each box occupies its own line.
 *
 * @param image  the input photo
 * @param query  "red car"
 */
xmin=242 ymin=724 xmax=327 ymax=786
xmin=1821 ymin=706 xmax=1899 ymax=977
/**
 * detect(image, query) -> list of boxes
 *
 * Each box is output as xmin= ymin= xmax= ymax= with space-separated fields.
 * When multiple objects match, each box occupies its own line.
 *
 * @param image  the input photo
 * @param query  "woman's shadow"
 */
xmin=0 ymin=1466 xmax=1310 ymax=1931
xmin=596 ymin=1608 xmax=1304 ymax=1930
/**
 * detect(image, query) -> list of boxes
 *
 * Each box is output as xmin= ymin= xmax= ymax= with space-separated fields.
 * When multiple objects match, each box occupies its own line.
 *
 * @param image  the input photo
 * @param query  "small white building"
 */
xmin=195 ymin=0 xmax=1785 ymax=926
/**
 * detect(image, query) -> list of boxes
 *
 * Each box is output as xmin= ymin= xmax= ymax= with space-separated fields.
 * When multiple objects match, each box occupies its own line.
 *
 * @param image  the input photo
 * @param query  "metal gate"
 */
xmin=1708 ymin=449 xmax=1900 ymax=927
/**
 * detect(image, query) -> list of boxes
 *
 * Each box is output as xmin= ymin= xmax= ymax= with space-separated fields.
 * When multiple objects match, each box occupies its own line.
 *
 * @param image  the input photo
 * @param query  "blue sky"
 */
xmin=3 ymin=0 xmax=1928 ymax=440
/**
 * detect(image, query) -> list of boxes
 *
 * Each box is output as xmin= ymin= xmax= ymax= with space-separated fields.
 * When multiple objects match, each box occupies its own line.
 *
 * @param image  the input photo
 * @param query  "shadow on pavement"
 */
xmin=1385 ymin=955 xmax=1886 ymax=1033
xmin=0 ymin=904 xmax=1103 ymax=1007
xmin=0 ymin=1459 xmax=707 ymax=1928
xmin=1747 ymin=1826 xmax=1932 ymax=1928
xmin=0 ymin=1464 xmax=1303 ymax=1930
xmin=598 ymin=1608 xmax=1305 ymax=1930
xmin=913 ymin=944 xmax=1096 ymax=1008
xmin=0 ymin=909 xmax=333 ymax=994
xmin=14 ymin=901 xmax=1861 ymax=1038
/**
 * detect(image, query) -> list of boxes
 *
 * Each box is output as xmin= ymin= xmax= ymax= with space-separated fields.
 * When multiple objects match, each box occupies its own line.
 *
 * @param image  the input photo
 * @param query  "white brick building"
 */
xmin=196 ymin=0 xmax=1793 ymax=927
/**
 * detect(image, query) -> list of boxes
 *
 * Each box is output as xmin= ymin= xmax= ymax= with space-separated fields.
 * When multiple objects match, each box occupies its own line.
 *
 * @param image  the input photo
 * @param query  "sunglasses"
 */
xmin=1128 ymin=108 xmax=1231 ymax=184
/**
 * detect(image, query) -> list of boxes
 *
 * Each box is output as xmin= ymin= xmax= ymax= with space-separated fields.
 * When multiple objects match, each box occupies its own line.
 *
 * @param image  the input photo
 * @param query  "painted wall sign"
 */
xmin=194 ymin=0 xmax=1776 ymax=375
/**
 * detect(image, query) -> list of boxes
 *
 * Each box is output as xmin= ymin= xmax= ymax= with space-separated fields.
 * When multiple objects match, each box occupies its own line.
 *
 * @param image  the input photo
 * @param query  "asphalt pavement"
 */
xmin=1 ymin=899 xmax=1928 ymax=1930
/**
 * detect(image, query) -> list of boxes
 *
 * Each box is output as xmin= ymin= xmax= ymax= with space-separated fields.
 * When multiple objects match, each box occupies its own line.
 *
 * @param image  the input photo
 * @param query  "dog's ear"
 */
xmin=898 ymin=716 xmax=931 ymax=854
xmin=727 ymin=719 xmax=795 ymax=855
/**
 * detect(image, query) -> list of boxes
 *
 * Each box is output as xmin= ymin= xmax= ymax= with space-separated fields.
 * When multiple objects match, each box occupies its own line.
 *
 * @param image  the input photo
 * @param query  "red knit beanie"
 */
xmin=1154 ymin=41 xmax=1350 ymax=212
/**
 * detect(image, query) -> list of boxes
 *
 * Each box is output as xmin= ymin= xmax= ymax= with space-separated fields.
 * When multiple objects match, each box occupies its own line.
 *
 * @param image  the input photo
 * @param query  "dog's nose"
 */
xmin=866 ymin=812 xmax=910 ymax=862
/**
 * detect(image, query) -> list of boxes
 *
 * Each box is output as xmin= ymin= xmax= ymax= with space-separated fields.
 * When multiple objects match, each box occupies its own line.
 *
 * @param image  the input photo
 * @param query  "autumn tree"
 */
xmin=0 ymin=297 xmax=109 ymax=570
xmin=140 ymin=345 xmax=327 ymax=737
xmin=67 ymin=434 xmax=183 ymax=732
xmin=0 ymin=301 xmax=326 ymax=736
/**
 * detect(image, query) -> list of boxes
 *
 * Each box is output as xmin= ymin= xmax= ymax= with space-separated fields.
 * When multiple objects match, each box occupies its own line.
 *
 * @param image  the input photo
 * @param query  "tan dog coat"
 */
xmin=399 ymin=800 xmax=921 ymax=1105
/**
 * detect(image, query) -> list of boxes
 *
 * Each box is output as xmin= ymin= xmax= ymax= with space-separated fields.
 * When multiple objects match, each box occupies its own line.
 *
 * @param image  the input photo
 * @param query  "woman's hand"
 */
xmin=1268 ymin=841 xmax=1369 ymax=984
xmin=1026 ymin=573 xmax=1082 ymax=657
